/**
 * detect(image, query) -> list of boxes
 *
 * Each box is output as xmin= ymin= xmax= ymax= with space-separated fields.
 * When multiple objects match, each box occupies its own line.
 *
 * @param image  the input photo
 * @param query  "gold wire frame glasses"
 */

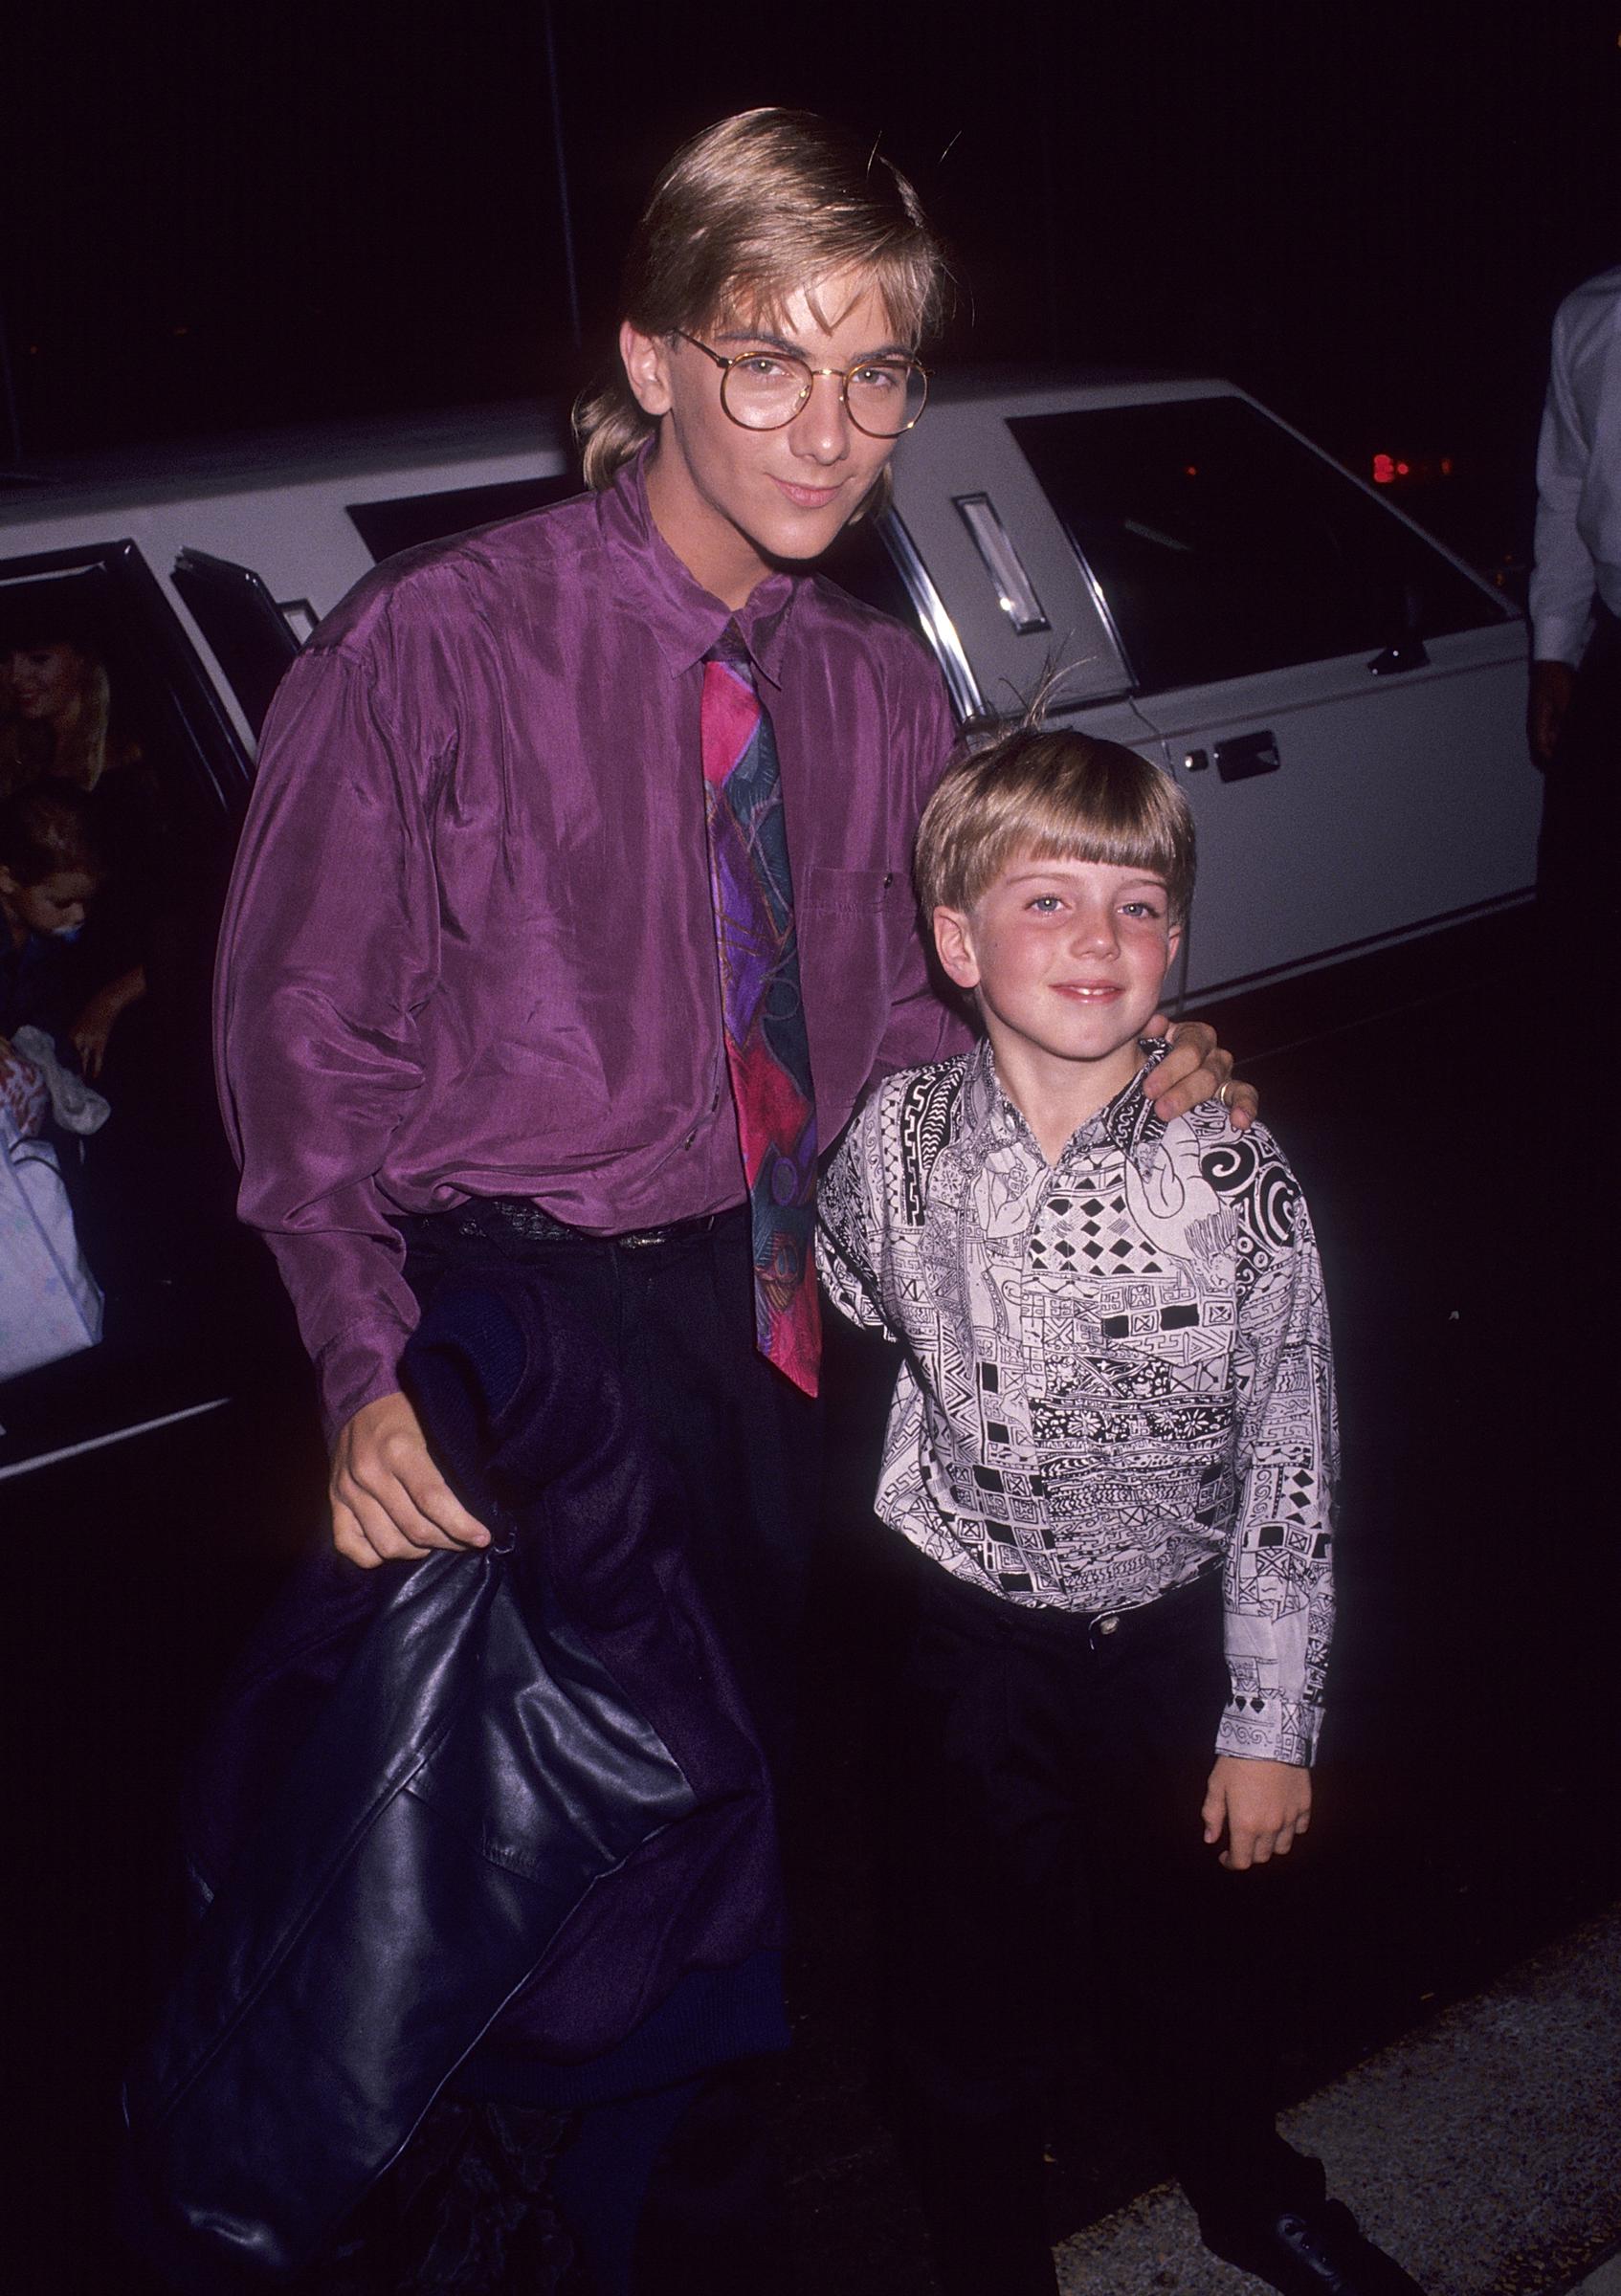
xmin=674 ymin=331 xmax=930 ymax=438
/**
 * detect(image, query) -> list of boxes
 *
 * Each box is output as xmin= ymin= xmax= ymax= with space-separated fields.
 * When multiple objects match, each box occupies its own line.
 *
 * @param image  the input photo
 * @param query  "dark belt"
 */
xmin=447 ymin=1195 xmax=739 ymax=1253
xmin=910 ymin=1541 xmax=1221 ymax=1658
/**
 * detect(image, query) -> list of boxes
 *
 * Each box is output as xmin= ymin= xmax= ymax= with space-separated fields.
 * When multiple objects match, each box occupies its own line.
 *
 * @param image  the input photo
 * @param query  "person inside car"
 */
xmin=0 ymin=781 xmax=107 ymax=1049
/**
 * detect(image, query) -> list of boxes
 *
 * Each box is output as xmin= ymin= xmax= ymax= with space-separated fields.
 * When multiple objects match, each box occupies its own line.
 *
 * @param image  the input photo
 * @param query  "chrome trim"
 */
xmin=0 ymin=1396 xmax=231 ymax=1484
xmin=877 ymin=512 xmax=985 ymax=723
xmin=1068 ymin=539 xmax=1137 ymax=692
xmin=953 ymin=493 xmax=1051 ymax=634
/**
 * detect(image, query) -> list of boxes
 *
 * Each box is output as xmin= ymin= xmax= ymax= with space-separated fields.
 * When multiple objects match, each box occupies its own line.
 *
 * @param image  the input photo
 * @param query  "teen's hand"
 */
xmin=329 ymin=1390 xmax=491 ymax=1568
xmin=1527 ymin=658 xmax=1576 ymax=770
xmin=1144 ymin=1017 xmax=1257 ymax=1132
xmin=1202 ymin=1755 xmax=1311 ymax=1870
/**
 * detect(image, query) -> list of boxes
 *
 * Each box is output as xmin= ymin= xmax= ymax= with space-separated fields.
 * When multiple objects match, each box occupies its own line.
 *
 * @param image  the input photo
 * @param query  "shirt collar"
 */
xmin=959 ymin=1035 xmax=1172 ymax=1171
xmin=596 ymin=446 xmax=799 ymax=688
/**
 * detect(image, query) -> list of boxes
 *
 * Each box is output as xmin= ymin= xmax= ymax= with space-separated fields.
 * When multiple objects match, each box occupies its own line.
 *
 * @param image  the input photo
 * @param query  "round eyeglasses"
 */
xmin=674 ymin=332 xmax=929 ymax=438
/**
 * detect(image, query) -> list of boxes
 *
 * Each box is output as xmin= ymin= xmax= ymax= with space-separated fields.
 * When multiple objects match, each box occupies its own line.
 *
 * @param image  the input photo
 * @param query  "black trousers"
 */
xmin=878 ymin=1555 xmax=1322 ymax=2296
xmin=1538 ymin=599 xmax=1621 ymax=988
xmin=401 ymin=1202 xmax=823 ymax=1770
xmin=306 ymin=1204 xmax=824 ymax=2296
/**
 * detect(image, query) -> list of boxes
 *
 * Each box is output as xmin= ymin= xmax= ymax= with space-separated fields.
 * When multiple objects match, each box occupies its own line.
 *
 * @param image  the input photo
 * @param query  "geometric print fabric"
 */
xmin=816 ymin=1038 xmax=1338 ymax=1765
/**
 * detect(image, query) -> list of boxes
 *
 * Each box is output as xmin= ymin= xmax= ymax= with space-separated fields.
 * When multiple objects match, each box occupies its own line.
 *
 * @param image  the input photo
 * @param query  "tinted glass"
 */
xmin=815 ymin=513 xmax=978 ymax=724
xmin=1010 ymin=400 xmax=1505 ymax=695
xmin=815 ymin=514 xmax=928 ymax=634
xmin=348 ymin=473 xmax=581 ymax=562
xmin=172 ymin=550 xmax=300 ymax=737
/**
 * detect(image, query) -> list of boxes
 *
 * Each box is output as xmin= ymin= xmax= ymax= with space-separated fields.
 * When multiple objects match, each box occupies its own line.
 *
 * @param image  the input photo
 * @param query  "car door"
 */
xmin=0 ymin=539 xmax=269 ymax=1483
xmin=1007 ymin=391 xmax=1542 ymax=997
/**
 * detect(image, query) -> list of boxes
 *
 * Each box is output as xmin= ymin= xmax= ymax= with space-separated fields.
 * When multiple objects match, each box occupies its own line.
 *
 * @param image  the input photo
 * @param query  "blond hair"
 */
xmin=915 ymin=727 xmax=1197 ymax=925
xmin=574 ymin=107 xmax=947 ymax=493
xmin=0 ymin=645 xmax=113 ymax=798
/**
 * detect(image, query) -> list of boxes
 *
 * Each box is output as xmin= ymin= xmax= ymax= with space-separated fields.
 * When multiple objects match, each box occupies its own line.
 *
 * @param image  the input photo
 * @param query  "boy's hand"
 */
xmin=330 ymin=1390 xmax=491 ymax=1568
xmin=1145 ymin=1017 xmax=1256 ymax=1132
xmin=1202 ymin=1755 xmax=1311 ymax=1870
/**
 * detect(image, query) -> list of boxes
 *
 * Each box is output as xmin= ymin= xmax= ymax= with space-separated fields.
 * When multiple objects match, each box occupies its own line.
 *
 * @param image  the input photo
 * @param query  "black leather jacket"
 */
xmin=123 ymin=1266 xmax=780 ymax=2283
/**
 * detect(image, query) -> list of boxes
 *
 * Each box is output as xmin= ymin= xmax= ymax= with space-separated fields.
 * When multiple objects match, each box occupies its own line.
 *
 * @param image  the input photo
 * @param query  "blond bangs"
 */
xmin=915 ymin=731 xmax=1197 ymax=924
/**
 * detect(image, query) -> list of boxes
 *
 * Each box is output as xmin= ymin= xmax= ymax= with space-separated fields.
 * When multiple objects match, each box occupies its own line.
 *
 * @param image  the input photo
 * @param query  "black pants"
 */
xmin=1538 ymin=599 xmax=1621 ymax=988
xmin=879 ymin=1555 xmax=1321 ymax=2296
xmin=315 ymin=1204 xmax=823 ymax=2296
xmin=401 ymin=1202 xmax=822 ymax=1770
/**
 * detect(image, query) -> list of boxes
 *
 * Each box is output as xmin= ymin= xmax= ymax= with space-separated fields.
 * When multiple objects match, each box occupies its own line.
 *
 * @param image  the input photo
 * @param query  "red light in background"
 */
xmin=1373 ymin=449 xmax=1454 ymax=486
xmin=1184 ymin=464 xmax=1198 ymax=476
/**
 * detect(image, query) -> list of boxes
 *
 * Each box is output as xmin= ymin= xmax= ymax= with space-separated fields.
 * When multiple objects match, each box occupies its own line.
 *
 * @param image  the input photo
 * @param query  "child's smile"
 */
xmin=933 ymin=850 xmax=1181 ymax=1152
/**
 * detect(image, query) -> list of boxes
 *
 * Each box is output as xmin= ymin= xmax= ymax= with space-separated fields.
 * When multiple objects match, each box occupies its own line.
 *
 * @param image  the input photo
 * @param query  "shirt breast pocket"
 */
xmin=800 ymin=863 xmax=906 ymax=918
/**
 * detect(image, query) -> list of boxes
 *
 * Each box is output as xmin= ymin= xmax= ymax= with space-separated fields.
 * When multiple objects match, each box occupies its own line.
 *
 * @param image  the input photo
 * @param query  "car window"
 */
xmin=815 ymin=512 xmax=982 ymax=723
xmin=1009 ymin=398 xmax=1508 ymax=695
xmin=1 ymin=543 xmax=272 ymax=1475
xmin=347 ymin=473 xmax=582 ymax=562
xmin=172 ymin=549 xmax=303 ymax=738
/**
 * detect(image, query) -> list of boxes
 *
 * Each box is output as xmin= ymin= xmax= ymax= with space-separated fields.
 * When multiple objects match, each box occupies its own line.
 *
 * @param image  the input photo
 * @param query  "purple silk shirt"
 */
xmin=214 ymin=454 xmax=966 ymax=1438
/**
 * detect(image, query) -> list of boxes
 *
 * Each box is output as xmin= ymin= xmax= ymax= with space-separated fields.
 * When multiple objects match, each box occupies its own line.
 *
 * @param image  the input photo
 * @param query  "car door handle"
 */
xmin=1367 ymin=637 xmax=1430 ymax=674
xmin=1214 ymin=729 xmax=1281 ymax=782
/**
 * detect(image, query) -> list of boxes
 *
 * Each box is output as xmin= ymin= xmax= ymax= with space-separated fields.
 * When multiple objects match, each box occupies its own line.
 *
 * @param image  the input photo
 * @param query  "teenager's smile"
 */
xmin=771 ymin=476 xmax=845 ymax=509
xmin=627 ymin=272 xmax=907 ymax=607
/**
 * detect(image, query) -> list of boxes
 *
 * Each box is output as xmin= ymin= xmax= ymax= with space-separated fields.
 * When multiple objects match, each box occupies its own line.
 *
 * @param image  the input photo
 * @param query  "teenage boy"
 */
xmin=817 ymin=728 xmax=1424 ymax=2296
xmin=213 ymin=108 xmax=1247 ymax=2284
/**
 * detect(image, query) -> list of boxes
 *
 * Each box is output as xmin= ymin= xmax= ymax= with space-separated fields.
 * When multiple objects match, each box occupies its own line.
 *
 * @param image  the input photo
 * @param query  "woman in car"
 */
xmin=0 ymin=617 xmax=159 ymax=1078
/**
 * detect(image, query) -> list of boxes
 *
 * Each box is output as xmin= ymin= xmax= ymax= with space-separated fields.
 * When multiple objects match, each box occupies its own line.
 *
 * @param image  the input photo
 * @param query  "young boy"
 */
xmin=818 ymin=727 xmax=1423 ymax=2296
xmin=0 ymin=781 xmax=105 ymax=1046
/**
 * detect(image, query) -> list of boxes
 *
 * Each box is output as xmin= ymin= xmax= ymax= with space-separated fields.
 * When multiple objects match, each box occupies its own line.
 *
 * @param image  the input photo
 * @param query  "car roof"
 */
xmin=0 ymin=370 xmax=1241 ymax=525
xmin=0 ymin=398 xmax=566 ymax=524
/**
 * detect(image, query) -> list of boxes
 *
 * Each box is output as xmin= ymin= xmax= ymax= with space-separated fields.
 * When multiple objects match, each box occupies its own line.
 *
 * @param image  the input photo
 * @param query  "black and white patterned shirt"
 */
xmin=816 ymin=1040 xmax=1337 ymax=1764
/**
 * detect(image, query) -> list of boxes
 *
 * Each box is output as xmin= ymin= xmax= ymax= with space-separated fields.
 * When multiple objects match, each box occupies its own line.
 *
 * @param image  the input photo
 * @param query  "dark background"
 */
xmin=6 ymin=1 xmax=1620 ymax=578
xmin=8 ymin=10 xmax=1621 ymax=2286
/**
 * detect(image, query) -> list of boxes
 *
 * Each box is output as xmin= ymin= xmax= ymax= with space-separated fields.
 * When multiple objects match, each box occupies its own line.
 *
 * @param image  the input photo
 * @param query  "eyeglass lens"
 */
xmin=721 ymin=354 xmax=926 ymax=436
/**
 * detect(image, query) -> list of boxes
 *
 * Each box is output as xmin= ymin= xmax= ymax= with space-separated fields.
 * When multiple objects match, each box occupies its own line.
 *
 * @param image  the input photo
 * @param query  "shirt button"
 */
xmin=1098 ymin=1614 xmax=1120 ymax=1636
xmin=683 ymin=1130 xmax=696 ymax=1150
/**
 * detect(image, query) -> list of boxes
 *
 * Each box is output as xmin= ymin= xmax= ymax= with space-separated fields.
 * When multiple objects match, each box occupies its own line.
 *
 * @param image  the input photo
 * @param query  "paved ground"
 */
xmin=11 ymin=904 xmax=1621 ymax=2291
xmin=1052 ymin=1910 xmax=1621 ymax=2295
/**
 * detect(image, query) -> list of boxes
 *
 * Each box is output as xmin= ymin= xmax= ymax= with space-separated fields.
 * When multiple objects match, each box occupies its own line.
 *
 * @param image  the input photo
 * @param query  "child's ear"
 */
xmin=932 ymin=906 xmax=981 ymax=991
xmin=619 ymin=321 xmax=674 ymax=419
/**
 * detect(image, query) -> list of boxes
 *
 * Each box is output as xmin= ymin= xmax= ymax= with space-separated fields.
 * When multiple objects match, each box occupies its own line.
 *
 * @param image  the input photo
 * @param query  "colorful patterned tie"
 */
xmin=699 ymin=626 xmax=821 ymax=1398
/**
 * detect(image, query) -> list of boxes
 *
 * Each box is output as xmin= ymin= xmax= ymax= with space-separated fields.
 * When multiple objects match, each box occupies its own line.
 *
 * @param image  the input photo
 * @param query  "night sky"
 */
xmin=7 ymin=2 xmax=1619 ymax=572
